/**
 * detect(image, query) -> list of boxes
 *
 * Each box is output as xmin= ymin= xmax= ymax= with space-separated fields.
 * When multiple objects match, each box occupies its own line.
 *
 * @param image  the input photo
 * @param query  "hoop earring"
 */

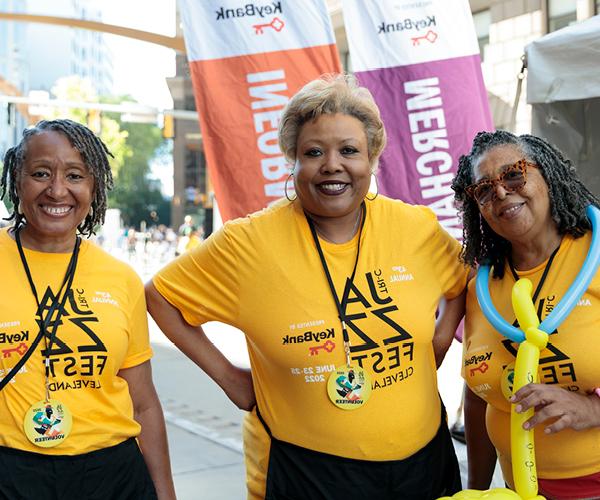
xmin=88 ymin=206 xmax=94 ymax=219
xmin=285 ymin=173 xmax=297 ymax=202
xmin=366 ymin=172 xmax=379 ymax=201
xmin=16 ymin=201 xmax=23 ymax=215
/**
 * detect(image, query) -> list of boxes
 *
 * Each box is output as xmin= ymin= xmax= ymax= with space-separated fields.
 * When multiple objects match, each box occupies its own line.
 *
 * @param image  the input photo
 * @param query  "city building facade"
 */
xmin=0 ymin=0 xmax=28 ymax=155
xmin=0 ymin=0 xmax=114 ymax=159
xmin=24 ymin=0 xmax=113 ymax=96
xmin=166 ymin=7 xmax=211 ymax=236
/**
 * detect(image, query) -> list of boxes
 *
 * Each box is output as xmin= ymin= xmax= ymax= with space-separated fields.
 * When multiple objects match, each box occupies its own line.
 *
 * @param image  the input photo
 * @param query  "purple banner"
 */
xmin=357 ymin=54 xmax=493 ymax=238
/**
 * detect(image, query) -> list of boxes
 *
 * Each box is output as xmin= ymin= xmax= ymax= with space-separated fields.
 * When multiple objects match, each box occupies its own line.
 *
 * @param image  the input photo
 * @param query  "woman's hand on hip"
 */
xmin=223 ymin=366 xmax=256 ymax=411
xmin=511 ymin=383 xmax=600 ymax=433
xmin=145 ymin=281 xmax=255 ymax=412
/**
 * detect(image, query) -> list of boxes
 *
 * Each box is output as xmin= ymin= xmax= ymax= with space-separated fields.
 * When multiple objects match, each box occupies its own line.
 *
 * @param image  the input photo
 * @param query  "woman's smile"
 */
xmin=40 ymin=204 xmax=73 ymax=216
xmin=316 ymin=181 xmax=351 ymax=195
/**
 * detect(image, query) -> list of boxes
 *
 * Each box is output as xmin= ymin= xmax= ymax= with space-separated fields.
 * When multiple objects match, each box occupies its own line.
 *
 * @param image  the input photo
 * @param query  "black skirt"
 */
xmin=257 ymin=405 xmax=462 ymax=500
xmin=0 ymin=438 xmax=157 ymax=500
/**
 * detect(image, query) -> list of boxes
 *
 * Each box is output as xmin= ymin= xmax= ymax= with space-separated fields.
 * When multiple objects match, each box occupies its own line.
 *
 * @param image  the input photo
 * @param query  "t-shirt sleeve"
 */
xmin=421 ymin=207 xmax=468 ymax=299
xmin=122 ymin=272 xmax=153 ymax=369
xmin=152 ymin=225 xmax=241 ymax=327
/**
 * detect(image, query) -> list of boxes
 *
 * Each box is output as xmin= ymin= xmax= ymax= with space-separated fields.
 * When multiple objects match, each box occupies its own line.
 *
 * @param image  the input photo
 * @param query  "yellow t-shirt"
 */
xmin=463 ymin=233 xmax=600 ymax=481
xmin=154 ymin=196 xmax=467 ymax=497
xmin=0 ymin=228 xmax=153 ymax=455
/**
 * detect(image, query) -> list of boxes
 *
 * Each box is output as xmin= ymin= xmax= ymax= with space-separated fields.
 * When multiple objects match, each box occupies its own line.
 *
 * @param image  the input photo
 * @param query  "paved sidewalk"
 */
xmin=152 ymin=342 xmax=245 ymax=499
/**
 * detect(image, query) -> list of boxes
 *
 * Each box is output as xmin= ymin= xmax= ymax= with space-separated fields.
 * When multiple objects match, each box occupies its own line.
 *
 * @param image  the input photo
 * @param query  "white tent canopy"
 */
xmin=525 ymin=16 xmax=600 ymax=196
xmin=526 ymin=15 xmax=600 ymax=104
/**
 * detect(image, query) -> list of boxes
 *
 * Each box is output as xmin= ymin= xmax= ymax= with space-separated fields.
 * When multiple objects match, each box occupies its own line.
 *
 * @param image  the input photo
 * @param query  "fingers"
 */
xmin=510 ymin=384 xmax=597 ymax=433
xmin=542 ymin=414 xmax=573 ymax=434
xmin=510 ymin=383 xmax=549 ymax=410
xmin=521 ymin=403 xmax=567 ymax=432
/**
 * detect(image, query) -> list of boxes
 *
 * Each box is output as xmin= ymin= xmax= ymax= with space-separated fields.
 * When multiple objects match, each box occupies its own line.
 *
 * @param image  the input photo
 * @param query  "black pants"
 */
xmin=0 ymin=438 xmax=157 ymax=500
xmin=258 ymin=408 xmax=462 ymax=500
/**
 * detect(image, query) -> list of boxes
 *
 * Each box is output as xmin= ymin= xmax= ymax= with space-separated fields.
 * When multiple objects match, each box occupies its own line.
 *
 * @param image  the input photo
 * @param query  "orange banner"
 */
xmin=189 ymin=45 xmax=341 ymax=220
xmin=180 ymin=0 xmax=341 ymax=221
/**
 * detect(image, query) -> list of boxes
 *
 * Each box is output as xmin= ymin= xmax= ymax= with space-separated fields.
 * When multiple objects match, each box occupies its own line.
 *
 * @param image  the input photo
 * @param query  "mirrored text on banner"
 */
xmin=180 ymin=0 xmax=342 ymax=221
xmin=342 ymin=0 xmax=493 ymax=238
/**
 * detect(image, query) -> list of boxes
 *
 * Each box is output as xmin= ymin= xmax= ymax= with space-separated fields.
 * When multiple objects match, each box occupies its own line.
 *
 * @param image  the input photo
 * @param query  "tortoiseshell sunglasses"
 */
xmin=465 ymin=159 xmax=536 ymax=205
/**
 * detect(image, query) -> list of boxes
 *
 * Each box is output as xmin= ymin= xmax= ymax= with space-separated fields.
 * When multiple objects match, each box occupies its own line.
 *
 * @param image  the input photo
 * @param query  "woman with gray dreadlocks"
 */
xmin=0 ymin=119 xmax=175 ymax=499
xmin=452 ymin=130 xmax=600 ymax=499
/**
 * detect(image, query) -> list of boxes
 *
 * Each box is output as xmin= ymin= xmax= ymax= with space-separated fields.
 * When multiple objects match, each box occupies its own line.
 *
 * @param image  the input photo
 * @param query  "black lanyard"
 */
xmin=0 ymin=229 xmax=81 ymax=395
xmin=305 ymin=202 xmax=366 ymax=366
xmin=508 ymin=242 xmax=561 ymax=306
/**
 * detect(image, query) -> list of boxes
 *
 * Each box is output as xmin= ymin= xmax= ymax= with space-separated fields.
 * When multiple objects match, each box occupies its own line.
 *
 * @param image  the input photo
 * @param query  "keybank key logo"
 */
xmin=411 ymin=30 xmax=437 ymax=46
xmin=253 ymin=17 xmax=285 ymax=34
xmin=215 ymin=2 xmax=283 ymax=20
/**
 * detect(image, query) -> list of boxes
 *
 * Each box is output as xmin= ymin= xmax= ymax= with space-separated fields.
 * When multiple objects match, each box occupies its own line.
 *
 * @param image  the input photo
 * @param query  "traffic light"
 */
xmin=87 ymin=109 xmax=101 ymax=134
xmin=163 ymin=114 xmax=175 ymax=139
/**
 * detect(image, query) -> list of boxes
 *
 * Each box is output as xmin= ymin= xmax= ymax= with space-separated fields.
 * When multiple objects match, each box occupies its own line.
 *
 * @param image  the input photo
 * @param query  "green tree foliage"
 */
xmin=110 ymin=119 xmax=171 ymax=228
xmin=49 ymin=76 xmax=130 ymax=174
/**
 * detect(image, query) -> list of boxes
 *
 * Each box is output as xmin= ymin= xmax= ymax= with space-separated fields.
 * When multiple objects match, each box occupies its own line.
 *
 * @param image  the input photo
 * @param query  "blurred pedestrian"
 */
xmin=175 ymin=215 xmax=193 ymax=257
xmin=185 ymin=227 xmax=203 ymax=253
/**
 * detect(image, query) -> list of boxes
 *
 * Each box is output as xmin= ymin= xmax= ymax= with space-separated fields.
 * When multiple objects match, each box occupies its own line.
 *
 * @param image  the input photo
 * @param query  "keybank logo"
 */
xmin=282 ymin=328 xmax=334 ymax=345
xmin=215 ymin=2 xmax=283 ymax=20
xmin=377 ymin=15 xmax=436 ymax=34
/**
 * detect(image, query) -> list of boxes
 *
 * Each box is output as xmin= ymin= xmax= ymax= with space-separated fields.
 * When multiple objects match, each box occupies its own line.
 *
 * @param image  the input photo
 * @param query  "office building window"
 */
xmin=473 ymin=9 xmax=491 ymax=61
xmin=547 ymin=0 xmax=577 ymax=32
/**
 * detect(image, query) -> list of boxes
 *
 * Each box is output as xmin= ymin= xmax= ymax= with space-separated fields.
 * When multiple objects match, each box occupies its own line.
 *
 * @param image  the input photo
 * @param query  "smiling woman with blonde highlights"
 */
xmin=0 ymin=119 xmax=175 ymax=499
xmin=147 ymin=73 xmax=468 ymax=499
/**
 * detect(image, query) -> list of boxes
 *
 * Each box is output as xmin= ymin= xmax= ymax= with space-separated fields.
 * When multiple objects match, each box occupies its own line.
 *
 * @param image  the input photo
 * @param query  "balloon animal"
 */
xmin=438 ymin=279 xmax=545 ymax=500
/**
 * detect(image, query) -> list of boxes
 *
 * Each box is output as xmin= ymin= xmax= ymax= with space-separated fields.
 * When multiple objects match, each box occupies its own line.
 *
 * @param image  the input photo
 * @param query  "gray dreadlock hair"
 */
xmin=1 ymin=119 xmax=114 ymax=237
xmin=452 ymin=130 xmax=600 ymax=278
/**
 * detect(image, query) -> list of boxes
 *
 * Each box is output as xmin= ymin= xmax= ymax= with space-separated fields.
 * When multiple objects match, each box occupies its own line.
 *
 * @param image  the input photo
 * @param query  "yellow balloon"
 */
xmin=510 ymin=279 xmax=544 ymax=499
xmin=482 ymin=489 xmax=523 ymax=499
xmin=525 ymin=327 xmax=548 ymax=350
xmin=452 ymin=490 xmax=485 ymax=499
xmin=512 ymin=279 xmax=538 ymax=331
xmin=437 ymin=487 xmax=528 ymax=499
xmin=437 ymin=279 xmax=546 ymax=500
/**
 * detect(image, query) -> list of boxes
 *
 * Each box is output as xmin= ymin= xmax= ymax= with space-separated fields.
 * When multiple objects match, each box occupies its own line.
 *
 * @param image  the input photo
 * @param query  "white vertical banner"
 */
xmin=342 ymin=0 xmax=493 ymax=238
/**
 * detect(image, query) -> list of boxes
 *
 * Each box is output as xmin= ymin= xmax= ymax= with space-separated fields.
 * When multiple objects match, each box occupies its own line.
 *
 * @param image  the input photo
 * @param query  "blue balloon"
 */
xmin=476 ymin=267 xmax=524 ymax=343
xmin=476 ymin=205 xmax=600 ymax=342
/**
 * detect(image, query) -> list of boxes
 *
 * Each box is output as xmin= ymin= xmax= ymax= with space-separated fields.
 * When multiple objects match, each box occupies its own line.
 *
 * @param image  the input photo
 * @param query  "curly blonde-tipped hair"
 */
xmin=278 ymin=73 xmax=387 ymax=172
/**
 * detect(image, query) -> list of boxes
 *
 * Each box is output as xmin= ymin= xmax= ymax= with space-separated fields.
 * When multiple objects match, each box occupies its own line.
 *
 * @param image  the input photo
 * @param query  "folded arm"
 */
xmin=145 ymin=281 xmax=255 ymax=411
